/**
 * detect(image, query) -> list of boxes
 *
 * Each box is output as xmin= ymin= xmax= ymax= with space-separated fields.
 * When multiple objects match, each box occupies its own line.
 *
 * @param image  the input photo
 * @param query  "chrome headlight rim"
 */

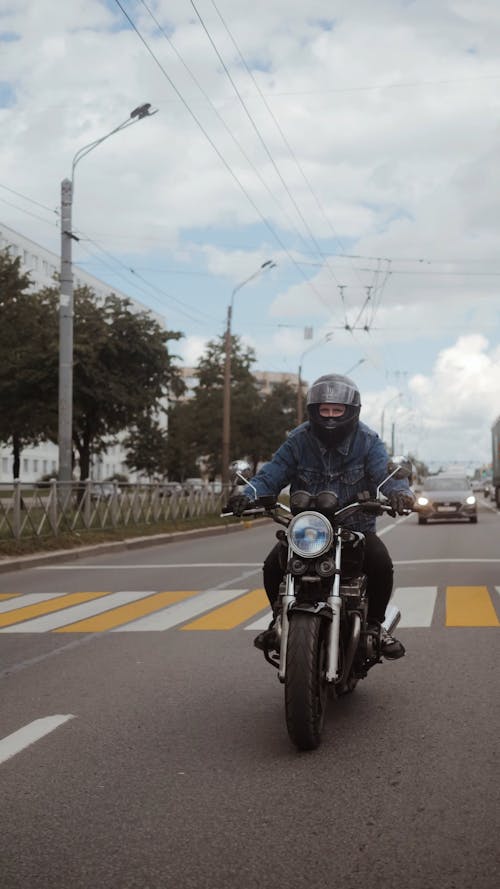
xmin=287 ymin=510 xmax=334 ymax=558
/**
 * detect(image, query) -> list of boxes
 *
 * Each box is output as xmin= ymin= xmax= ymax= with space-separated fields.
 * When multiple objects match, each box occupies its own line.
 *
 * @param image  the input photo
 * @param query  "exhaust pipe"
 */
xmin=382 ymin=603 xmax=401 ymax=635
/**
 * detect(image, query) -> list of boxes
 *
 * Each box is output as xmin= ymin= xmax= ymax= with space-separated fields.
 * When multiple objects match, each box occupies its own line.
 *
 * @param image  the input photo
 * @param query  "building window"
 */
xmin=33 ymin=459 xmax=38 ymax=473
xmin=2 ymin=458 xmax=8 ymax=473
xmin=51 ymin=460 xmax=56 ymax=472
xmin=23 ymin=458 xmax=29 ymax=473
xmin=43 ymin=460 xmax=48 ymax=473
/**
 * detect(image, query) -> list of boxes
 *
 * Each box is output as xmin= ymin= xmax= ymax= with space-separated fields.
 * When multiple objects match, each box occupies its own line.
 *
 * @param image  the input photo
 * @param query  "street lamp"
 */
xmin=58 ymin=104 xmax=157 ymax=484
xmin=221 ymin=260 xmax=276 ymax=488
xmin=343 ymin=358 xmax=366 ymax=376
xmin=296 ymin=333 xmax=334 ymax=425
xmin=380 ymin=392 xmax=403 ymax=445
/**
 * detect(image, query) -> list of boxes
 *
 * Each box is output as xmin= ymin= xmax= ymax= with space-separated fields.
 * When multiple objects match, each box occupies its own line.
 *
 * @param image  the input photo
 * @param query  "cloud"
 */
xmin=1 ymin=0 xmax=500 ymax=466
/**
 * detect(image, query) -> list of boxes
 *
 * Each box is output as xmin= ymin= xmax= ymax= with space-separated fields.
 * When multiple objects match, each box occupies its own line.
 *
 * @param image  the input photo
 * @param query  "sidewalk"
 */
xmin=0 ymin=520 xmax=259 ymax=575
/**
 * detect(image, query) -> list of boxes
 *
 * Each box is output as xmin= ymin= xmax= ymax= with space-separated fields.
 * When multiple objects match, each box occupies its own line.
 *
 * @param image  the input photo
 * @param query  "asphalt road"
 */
xmin=0 ymin=501 xmax=499 ymax=889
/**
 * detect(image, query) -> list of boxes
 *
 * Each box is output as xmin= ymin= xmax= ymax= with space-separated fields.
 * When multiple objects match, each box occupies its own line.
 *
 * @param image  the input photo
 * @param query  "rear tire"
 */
xmin=470 ymin=516 xmax=478 ymax=523
xmin=285 ymin=613 xmax=328 ymax=751
xmin=418 ymin=517 xmax=427 ymax=525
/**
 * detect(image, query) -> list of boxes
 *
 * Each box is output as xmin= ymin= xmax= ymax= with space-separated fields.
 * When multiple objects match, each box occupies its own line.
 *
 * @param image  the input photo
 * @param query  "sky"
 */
xmin=1 ymin=0 xmax=500 ymax=469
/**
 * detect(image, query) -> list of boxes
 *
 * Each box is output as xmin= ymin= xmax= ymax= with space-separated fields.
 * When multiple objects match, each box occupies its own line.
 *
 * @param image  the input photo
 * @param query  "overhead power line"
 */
xmin=112 ymin=0 xmax=340 ymax=316
xmin=207 ymin=0 xmax=361 ymax=279
xmin=137 ymin=0 xmax=327 ymax=261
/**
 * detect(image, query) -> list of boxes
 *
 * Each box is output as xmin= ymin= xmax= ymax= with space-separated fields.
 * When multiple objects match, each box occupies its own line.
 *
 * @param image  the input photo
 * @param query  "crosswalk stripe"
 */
xmin=391 ymin=587 xmax=438 ymax=627
xmin=446 ymin=586 xmax=500 ymax=627
xmin=54 ymin=590 xmax=198 ymax=632
xmin=0 ymin=592 xmax=65 ymax=614
xmin=182 ymin=588 xmax=269 ymax=630
xmin=112 ymin=589 xmax=248 ymax=632
xmin=0 ymin=587 xmax=498 ymax=633
xmin=0 ymin=591 xmax=155 ymax=633
xmin=245 ymin=610 xmax=273 ymax=631
xmin=0 ymin=591 xmax=112 ymax=630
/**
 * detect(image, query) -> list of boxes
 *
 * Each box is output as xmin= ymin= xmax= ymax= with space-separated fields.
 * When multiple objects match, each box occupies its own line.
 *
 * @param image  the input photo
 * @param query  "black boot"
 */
xmin=254 ymin=612 xmax=280 ymax=653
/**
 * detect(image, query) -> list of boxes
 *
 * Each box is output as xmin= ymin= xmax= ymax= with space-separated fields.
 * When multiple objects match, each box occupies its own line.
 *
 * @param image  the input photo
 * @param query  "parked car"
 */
xmin=158 ymin=482 xmax=183 ymax=497
xmin=415 ymin=476 xmax=477 ymax=524
xmin=183 ymin=478 xmax=204 ymax=494
xmin=90 ymin=482 xmax=120 ymax=501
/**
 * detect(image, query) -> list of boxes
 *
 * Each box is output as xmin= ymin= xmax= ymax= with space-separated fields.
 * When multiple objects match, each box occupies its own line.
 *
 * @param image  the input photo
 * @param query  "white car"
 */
xmin=415 ymin=476 xmax=478 ymax=525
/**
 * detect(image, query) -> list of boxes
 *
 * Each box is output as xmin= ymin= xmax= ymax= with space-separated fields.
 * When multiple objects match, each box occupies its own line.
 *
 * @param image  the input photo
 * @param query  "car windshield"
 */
xmin=424 ymin=477 xmax=469 ymax=491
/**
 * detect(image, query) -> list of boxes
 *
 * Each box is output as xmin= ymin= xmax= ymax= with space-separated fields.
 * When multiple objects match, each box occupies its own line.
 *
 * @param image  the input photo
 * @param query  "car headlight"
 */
xmin=417 ymin=496 xmax=429 ymax=506
xmin=466 ymin=495 xmax=476 ymax=505
xmin=287 ymin=511 xmax=334 ymax=557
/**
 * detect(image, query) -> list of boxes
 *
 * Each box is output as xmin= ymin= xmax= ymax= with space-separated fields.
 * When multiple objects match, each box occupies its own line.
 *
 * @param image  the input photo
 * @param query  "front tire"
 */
xmin=284 ymin=613 xmax=328 ymax=751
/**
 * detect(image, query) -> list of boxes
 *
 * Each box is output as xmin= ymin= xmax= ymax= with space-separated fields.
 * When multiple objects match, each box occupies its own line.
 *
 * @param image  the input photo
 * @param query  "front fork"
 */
xmin=277 ymin=535 xmax=343 ymax=684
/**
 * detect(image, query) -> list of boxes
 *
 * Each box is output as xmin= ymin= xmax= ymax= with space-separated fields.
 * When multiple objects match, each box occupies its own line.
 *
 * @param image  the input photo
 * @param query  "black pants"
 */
xmin=263 ymin=531 xmax=394 ymax=624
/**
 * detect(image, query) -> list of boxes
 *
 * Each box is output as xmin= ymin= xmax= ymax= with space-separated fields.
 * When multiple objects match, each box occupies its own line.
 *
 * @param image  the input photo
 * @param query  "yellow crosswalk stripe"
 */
xmin=0 ymin=591 xmax=112 ymax=628
xmin=181 ymin=588 xmax=269 ymax=630
xmin=446 ymin=586 xmax=500 ymax=627
xmin=54 ymin=590 xmax=198 ymax=632
xmin=0 ymin=594 xmax=20 ymax=601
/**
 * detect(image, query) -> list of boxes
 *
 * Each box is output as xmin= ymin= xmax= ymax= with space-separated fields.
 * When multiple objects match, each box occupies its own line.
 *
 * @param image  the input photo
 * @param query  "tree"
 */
xmin=184 ymin=334 xmax=261 ymax=477
xmin=163 ymin=400 xmax=200 ymax=481
xmin=250 ymin=381 xmax=298 ymax=471
xmin=123 ymin=413 xmax=170 ymax=480
xmin=0 ymin=250 xmax=58 ymax=478
xmin=70 ymin=288 xmax=184 ymax=479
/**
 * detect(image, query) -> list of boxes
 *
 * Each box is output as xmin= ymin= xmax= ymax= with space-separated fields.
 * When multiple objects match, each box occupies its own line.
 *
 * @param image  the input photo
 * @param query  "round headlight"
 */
xmin=417 ymin=496 xmax=429 ymax=506
xmin=466 ymin=495 xmax=476 ymax=505
xmin=287 ymin=511 xmax=333 ymax=557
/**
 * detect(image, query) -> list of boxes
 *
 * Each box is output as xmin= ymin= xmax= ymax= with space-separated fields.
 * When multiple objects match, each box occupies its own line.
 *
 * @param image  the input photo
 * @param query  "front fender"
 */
xmin=288 ymin=602 xmax=333 ymax=621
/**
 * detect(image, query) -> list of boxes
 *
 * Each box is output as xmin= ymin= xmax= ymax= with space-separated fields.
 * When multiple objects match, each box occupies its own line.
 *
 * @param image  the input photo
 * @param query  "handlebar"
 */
xmin=221 ymin=498 xmax=414 ymax=521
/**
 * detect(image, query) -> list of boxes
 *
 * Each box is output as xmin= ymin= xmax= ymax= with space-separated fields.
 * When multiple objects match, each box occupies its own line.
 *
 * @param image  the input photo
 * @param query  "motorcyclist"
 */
xmin=227 ymin=373 xmax=415 ymax=659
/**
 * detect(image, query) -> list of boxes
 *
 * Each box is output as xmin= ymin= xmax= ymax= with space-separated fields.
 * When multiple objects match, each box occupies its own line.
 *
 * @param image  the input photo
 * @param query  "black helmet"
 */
xmin=306 ymin=374 xmax=361 ymax=448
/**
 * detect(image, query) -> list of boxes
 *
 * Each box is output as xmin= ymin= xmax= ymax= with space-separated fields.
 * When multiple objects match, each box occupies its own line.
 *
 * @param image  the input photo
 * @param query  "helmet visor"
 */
xmin=307 ymin=377 xmax=360 ymax=407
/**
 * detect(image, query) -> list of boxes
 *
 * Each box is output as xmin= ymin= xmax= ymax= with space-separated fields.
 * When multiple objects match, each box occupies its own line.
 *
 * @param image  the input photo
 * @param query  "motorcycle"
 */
xmin=223 ymin=457 xmax=413 ymax=751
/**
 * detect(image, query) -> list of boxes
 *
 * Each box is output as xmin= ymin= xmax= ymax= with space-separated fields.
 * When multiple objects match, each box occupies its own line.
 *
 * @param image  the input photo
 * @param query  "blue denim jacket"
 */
xmin=243 ymin=420 xmax=413 ymax=533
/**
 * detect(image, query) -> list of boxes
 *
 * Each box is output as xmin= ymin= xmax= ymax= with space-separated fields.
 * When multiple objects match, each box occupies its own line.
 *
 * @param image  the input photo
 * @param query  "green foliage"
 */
xmin=0 ymin=250 xmax=59 ymax=477
xmin=173 ymin=335 xmax=300 ymax=476
xmin=70 ymin=288 xmax=184 ymax=479
xmin=164 ymin=400 xmax=200 ymax=481
xmin=0 ymin=256 xmax=184 ymax=480
xmin=123 ymin=414 xmax=170 ymax=479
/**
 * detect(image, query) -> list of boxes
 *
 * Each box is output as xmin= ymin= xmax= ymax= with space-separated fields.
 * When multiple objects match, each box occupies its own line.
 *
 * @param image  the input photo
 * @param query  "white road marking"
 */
xmin=0 ymin=715 xmax=74 ymax=765
xmin=0 ymin=591 xmax=157 ymax=633
xmin=35 ymin=563 xmax=262 ymax=569
xmin=0 ymin=593 xmax=65 ymax=613
xmin=391 ymin=586 xmax=438 ymax=627
xmin=245 ymin=611 xmax=273 ymax=631
xmin=113 ymin=588 xmax=247 ymax=631
xmin=393 ymin=559 xmax=500 ymax=564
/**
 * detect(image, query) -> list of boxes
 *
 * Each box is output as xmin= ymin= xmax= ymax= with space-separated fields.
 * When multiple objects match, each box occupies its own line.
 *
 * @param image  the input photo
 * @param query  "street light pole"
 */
xmin=380 ymin=392 xmax=403 ymax=444
xmin=221 ymin=260 xmax=276 ymax=489
xmin=58 ymin=104 xmax=157 ymax=484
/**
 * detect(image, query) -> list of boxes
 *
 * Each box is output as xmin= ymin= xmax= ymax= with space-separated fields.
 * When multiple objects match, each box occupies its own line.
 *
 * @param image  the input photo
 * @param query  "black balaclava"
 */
xmin=306 ymin=374 xmax=361 ymax=449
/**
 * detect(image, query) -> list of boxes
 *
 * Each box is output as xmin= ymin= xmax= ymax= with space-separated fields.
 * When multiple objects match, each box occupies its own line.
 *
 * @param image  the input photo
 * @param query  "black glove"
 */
xmin=227 ymin=493 xmax=253 ymax=516
xmin=389 ymin=491 xmax=414 ymax=515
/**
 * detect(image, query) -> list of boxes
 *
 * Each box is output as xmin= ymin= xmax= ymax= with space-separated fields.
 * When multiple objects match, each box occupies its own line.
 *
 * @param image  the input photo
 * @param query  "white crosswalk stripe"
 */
xmin=0 ymin=593 xmax=65 ymax=614
xmin=0 ymin=591 xmax=156 ymax=634
xmin=112 ymin=589 xmax=247 ymax=632
xmin=391 ymin=587 xmax=438 ymax=627
xmin=0 ymin=585 xmax=496 ymax=632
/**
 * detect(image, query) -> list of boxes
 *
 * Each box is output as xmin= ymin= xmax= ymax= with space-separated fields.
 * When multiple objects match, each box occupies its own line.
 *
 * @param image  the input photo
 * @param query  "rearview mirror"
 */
xmin=229 ymin=460 xmax=252 ymax=485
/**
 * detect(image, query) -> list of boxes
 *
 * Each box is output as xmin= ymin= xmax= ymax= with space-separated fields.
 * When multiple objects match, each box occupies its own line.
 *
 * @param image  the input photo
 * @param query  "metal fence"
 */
xmin=0 ymin=480 xmax=225 ymax=541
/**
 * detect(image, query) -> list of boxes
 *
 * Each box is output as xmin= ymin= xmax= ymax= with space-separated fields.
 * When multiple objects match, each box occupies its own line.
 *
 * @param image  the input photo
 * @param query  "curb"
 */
xmin=0 ymin=519 xmax=263 ymax=575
